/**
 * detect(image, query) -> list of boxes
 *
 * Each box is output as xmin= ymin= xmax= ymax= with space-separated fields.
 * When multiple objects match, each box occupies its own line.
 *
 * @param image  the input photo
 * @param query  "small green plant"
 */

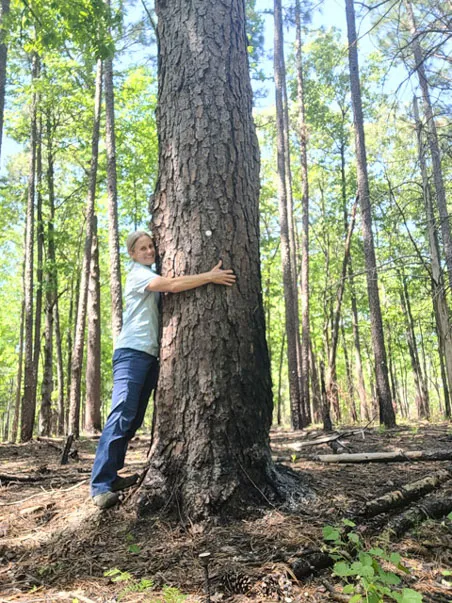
xmin=128 ymin=543 xmax=141 ymax=554
xmin=322 ymin=519 xmax=423 ymax=602
xmin=104 ymin=568 xmax=154 ymax=600
xmin=291 ymin=453 xmax=297 ymax=463
xmin=161 ymin=585 xmax=187 ymax=603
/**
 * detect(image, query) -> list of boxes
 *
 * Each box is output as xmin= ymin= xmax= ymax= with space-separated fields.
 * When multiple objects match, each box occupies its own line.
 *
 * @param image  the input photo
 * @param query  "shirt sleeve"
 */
xmin=128 ymin=265 xmax=159 ymax=294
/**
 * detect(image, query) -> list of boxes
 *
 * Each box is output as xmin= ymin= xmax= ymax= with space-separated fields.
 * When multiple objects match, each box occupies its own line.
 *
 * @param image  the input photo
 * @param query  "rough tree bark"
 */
xmin=274 ymin=0 xmax=302 ymax=429
xmin=68 ymin=61 xmax=103 ymax=438
xmin=345 ymin=0 xmax=396 ymax=428
xmin=20 ymin=54 xmax=39 ymax=442
xmin=138 ymin=0 xmax=308 ymax=520
xmin=85 ymin=216 xmax=102 ymax=433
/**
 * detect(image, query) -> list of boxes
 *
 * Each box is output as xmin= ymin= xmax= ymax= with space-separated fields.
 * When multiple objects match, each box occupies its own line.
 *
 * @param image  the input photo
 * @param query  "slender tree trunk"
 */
xmin=11 ymin=298 xmax=25 ymax=442
xmin=0 ymin=0 xmax=9 ymax=161
xmin=399 ymin=272 xmax=429 ymax=419
xmin=341 ymin=321 xmax=357 ymax=422
xmin=413 ymin=96 xmax=452 ymax=419
xmin=345 ymin=0 xmax=396 ymax=427
xmin=405 ymin=1 xmax=452 ymax=292
xmin=54 ymin=302 xmax=64 ymax=434
xmin=320 ymin=361 xmax=333 ymax=431
xmin=295 ymin=0 xmax=310 ymax=425
xmin=20 ymin=54 xmax=39 ymax=442
xmin=274 ymin=0 xmax=302 ymax=429
xmin=85 ymin=216 xmax=102 ymax=433
xmin=39 ymin=277 xmax=53 ymax=435
xmin=139 ymin=0 xmax=306 ymax=519
xmin=33 ymin=118 xmax=44 ymax=414
xmin=39 ymin=113 xmax=58 ymax=436
xmin=310 ymin=343 xmax=322 ymax=423
xmin=68 ymin=61 xmax=103 ymax=438
xmin=277 ymin=332 xmax=286 ymax=426
xmin=326 ymin=200 xmax=357 ymax=420
xmin=103 ymin=19 xmax=122 ymax=341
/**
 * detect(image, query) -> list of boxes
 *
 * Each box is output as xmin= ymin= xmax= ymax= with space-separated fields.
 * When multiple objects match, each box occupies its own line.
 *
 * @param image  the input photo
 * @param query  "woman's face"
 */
xmin=130 ymin=235 xmax=155 ymax=266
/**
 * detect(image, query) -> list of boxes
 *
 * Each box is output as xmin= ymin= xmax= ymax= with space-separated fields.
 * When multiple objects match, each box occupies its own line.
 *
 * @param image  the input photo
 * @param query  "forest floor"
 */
xmin=1 ymin=423 xmax=452 ymax=603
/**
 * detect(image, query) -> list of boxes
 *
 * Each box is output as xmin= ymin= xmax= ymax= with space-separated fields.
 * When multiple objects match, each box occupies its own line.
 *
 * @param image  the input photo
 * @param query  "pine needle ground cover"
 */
xmin=0 ymin=424 xmax=451 ymax=602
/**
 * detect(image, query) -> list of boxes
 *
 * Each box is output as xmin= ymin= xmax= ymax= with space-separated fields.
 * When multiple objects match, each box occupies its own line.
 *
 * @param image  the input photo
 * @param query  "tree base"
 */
xmin=132 ymin=460 xmax=313 ymax=521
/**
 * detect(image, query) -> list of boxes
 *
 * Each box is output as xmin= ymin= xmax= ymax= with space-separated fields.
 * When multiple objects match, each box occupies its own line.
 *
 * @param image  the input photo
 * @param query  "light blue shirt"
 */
xmin=114 ymin=262 xmax=160 ymax=357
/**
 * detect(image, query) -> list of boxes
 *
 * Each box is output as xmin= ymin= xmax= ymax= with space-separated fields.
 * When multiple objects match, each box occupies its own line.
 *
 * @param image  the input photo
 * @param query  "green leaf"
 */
xmin=342 ymin=518 xmax=356 ymax=527
xmin=128 ymin=544 xmax=141 ymax=554
xmin=368 ymin=547 xmax=385 ymax=557
xmin=389 ymin=552 xmax=401 ymax=565
xmin=349 ymin=594 xmax=363 ymax=603
xmin=378 ymin=571 xmax=401 ymax=585
xmin=343 ymin=584 xmax=355 ymax=594
xmin=348 ymin=532 xmax=360 ymax=544
xmin=333 ymin=561 xmax=353 ymax=577
xmin=398 ymin=588 xmax=423 ymax=603
xmin=351 ymin=561 xmax=374 ymax=578
xmin=323 ymin=525 xmax=341 ymax=541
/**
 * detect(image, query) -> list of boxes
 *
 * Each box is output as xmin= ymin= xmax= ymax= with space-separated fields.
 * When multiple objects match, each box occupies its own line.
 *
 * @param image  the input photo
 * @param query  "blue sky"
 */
xmin=0 ymin=0 xmax=411 ymax=173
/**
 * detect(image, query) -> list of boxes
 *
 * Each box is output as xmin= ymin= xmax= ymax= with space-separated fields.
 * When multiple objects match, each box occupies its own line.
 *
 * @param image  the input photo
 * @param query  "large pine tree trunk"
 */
xmin=274 ymin=0 xmax=302 ymax=429
xmin=85 ymin=216 xmax=102 ymax=433
xmin=20 ymin=54 xmax=39 ymax=442
xmin=295 ymin=0 xmax=311 ymax=426
xmin=139 ymin=0 xmax=306 ymax=520
xmin=68 ymin=61 xmax=102 ymax=438
xmin=0 ymin=0 xmax=10 ymax=162
xmin=345 ymin=0 xmax=396 ymax=428
xmin=104 ymin=30 xmax=123 ymax=341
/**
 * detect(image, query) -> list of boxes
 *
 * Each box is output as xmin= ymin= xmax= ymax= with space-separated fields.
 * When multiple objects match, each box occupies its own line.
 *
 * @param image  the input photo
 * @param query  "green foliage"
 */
xmin=322 ymin=520 xmax=423 ymax=602
xmin=104 ymin=568 xmax=154 ymax=600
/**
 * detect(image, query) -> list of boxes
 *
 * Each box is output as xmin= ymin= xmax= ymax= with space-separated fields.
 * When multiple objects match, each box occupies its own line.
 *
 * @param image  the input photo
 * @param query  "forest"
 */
xmin=0 ymin=0 xmax=451 ymax=601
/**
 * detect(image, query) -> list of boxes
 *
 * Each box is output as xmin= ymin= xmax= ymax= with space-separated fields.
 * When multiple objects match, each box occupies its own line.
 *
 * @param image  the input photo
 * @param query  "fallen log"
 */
xmin=382 ymin=497 xmax=452 ymax=540
xmin=309 ymin=449 xmax=452 ymax=463
xmin=0 ymin=473 xmax=45 ymax=485
xmin=359 ymin=468 xmax=452 ymax=518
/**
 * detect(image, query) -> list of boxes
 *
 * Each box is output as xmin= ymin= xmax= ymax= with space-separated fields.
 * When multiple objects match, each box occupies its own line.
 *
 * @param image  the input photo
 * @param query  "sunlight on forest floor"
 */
xmin=1 ymin=424 xmax=451 ymax=602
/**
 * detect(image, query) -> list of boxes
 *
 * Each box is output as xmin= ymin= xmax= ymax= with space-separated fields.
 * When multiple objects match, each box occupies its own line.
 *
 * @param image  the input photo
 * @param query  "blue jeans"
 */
xmin=90 ymin=348 xmax=159 ymax=496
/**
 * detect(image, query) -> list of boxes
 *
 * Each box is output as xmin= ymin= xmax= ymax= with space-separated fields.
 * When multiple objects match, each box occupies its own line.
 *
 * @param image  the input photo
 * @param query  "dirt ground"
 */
xmin=1 ymin=423 xmax=451 ymax=602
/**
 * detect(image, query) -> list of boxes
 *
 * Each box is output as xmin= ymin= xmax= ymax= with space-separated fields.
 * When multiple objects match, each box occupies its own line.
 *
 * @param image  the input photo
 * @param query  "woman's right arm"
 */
xmin=145 ymin=261 xmax=236 ymax=294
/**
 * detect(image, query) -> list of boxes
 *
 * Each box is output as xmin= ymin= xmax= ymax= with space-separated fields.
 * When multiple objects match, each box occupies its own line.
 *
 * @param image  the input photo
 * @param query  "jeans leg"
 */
xmin=90 ymin=349 xmax=157 ymax=496
xmin=129 ymin=357 xmax=159 ymax=438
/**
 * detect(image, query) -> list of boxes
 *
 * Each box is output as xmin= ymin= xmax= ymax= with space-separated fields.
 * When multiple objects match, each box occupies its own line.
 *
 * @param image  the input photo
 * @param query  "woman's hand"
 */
xmin=208 ymin=260 xmax=236 ymax=286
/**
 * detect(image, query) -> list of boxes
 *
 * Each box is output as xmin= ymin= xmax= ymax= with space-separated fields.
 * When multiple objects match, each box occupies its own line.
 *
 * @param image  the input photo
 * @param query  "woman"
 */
xmin=90 ymin=231 xmax=236 ymax=509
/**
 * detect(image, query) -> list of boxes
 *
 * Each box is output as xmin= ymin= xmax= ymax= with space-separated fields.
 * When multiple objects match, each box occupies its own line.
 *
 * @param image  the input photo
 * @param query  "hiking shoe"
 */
xmin=92 ymin=491 xmax=119 ymax=509
xmin=112 ymin=473 xmax=139 ymax=492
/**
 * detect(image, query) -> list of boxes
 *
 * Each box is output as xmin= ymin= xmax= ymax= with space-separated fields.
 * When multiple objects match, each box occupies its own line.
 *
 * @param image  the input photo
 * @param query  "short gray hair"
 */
xmin=126 ymin=231 xmax=153 ymax=254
